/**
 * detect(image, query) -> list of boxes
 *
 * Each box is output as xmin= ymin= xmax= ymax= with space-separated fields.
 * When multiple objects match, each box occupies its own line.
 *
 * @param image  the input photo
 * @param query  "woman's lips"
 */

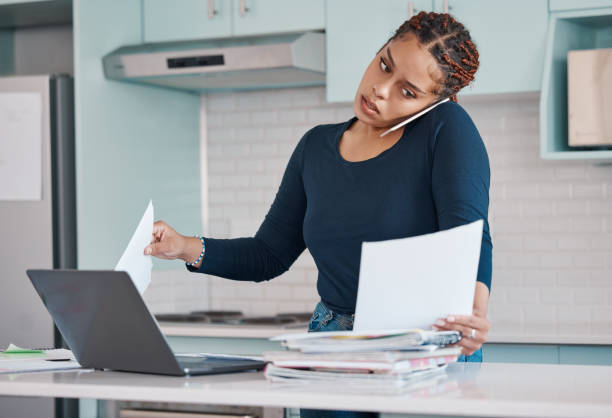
xmin=360 ymin=95 xmax=379 ymax=116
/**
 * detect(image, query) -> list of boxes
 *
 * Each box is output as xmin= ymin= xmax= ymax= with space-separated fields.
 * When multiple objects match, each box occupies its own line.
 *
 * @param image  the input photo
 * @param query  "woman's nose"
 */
xmin=373 ymin=83 xmax=389 ymax=99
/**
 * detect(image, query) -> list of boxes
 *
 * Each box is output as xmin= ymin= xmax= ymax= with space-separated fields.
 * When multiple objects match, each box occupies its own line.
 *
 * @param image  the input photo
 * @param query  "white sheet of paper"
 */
xmin=0 ymin=92 xmax=42 ymax=200
xmin=354 ymin=219 xmax=483 ymax=331
xmin=115 ymin=200 xmax=153 ymax=294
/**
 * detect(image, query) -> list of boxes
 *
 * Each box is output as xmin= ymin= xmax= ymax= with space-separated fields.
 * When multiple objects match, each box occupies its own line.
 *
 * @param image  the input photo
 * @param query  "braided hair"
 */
xmin=385 ymin=11 xmax=480 ymax=102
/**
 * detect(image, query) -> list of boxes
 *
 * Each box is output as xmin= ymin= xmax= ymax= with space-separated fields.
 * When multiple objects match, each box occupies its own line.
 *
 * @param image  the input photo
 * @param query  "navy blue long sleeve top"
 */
xmin=187 ymin=101 xmax=492 ymax=314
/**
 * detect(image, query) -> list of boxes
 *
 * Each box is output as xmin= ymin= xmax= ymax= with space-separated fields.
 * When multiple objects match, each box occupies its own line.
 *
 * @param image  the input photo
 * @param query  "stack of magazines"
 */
xmin=263 ymin=329 xmax=462 ymax=388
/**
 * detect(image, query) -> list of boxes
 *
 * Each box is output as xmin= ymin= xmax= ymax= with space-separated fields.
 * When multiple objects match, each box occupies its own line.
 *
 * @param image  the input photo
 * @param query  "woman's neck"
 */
xmin=350 ymin=118 xmax=403 ymax=143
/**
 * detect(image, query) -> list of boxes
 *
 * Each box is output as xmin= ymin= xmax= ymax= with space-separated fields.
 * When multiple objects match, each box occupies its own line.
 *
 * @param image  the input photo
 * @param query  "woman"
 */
xmin=145 ymin=11 xmax=492 ymax=417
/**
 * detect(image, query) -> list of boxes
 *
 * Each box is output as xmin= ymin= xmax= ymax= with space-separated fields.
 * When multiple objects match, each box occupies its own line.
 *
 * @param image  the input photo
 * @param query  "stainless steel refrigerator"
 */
xmin=0 ymin=75 xmax=76 ymax=418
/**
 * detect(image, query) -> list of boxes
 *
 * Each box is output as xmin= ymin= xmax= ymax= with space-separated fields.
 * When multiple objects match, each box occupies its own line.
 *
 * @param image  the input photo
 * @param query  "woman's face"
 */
xmin=353 ymin=33 xmax=444 ymax=129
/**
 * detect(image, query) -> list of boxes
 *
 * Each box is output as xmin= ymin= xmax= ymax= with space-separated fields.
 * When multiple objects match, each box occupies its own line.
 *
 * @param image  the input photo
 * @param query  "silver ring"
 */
xmin=469 ymin=328 xmax=476 ymax=339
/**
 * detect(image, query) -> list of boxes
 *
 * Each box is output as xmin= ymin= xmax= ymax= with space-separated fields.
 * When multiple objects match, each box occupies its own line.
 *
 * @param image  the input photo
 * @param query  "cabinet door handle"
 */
xmin=239 ymin=0 xmax=250 ymax=16
xmin=408 ymin=1 xmax=414 ymax=18
xmin=443 ymin=0 xmax=449 ymax=14
xmin=208 ymin=0 xmax=218 ymax=19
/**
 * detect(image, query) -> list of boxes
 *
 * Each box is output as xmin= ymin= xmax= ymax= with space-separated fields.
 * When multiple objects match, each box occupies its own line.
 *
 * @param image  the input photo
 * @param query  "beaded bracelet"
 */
xmin=185 ymin=236 xmax=205 ymax=267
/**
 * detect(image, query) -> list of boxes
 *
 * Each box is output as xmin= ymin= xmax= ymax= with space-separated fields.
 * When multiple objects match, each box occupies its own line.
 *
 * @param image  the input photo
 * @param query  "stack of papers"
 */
xmin=271 ymin=329 xmax=461 ymax=353
xmin=0 ymin=344 xmax=81 ymax=374
xmin=264 ymin=329 xmax=461 ymax=386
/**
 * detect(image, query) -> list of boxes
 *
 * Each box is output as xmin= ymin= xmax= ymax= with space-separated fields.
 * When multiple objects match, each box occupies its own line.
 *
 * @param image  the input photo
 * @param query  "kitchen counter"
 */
xmin=159 ymin=322 xmax=612 ymax=345
xmin=159 ymin=321 xmax=308 ymax=339
xmin=1 ymin=363 xmax=611 ymax=417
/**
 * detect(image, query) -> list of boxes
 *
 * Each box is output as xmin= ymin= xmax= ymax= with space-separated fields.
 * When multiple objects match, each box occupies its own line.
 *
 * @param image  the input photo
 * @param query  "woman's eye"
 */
xmin=402 ymin=88 xmax=416 ymax=99
xmin=379 ymin=57 xmax=389 ymax=73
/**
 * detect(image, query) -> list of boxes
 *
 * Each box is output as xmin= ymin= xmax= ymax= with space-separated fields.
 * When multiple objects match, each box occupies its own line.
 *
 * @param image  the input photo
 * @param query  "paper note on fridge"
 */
xmin=353 ymin=219 xmax=483 ymax=331
xmin=115 ymin=200 xmax=153 ymax=294
xmin=0 ymin=92 xmax=42 ymax=201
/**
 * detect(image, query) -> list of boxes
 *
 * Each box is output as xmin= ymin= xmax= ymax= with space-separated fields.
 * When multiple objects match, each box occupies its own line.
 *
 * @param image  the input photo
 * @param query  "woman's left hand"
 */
xmin=431 ymin=312 xmax=490 ymax=356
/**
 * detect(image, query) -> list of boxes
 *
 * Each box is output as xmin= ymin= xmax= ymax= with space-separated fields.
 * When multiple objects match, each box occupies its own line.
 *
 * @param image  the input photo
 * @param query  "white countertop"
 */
xmin=159 ymin=321 xmax=308 ymax=339
xmin=1 ymin=362 xmax=611 ymax=417
xmin=159 ymin=322 xmax=612 ymax=345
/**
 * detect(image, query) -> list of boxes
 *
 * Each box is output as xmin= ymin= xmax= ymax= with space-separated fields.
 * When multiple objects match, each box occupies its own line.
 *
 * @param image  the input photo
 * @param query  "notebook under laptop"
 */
xmin=26 ymin=269 xmax=266 ymax=376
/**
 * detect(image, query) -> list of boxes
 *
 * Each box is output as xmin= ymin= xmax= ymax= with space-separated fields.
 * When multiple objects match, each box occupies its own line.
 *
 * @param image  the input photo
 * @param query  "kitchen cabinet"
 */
xmin=431 ymin=0 xmax=548 ymax=95
xmin=143 ymin=0 xmax=324 ymax=43
xmin=232 ymin=0 xmax=324 ymax=36
xmin=326 ymin=0 xmax=548 ymax=102
xmin=0 ymin=0 xmax=51 ymax=4
xmin=326 ymin=0 xmax=434 ymax=103
xmin=0 ymin=0 xmax=71 ymax=29
xmin=484 ymin=344 xmax=612 ymax=365
xmin=143 ymin=0 xmax=232 ymax=43
xmin=550 ymin=0 xmax=612 ymax=11
xmin=540 ymin=6 xmax=612 ymax=160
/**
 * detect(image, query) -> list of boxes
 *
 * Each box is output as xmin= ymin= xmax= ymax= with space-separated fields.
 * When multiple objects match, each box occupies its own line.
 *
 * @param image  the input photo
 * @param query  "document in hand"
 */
xmin=115 ymin=200 xmax=154 ymax=294
xmin=354 ymin=219 xmax=483 ymax=331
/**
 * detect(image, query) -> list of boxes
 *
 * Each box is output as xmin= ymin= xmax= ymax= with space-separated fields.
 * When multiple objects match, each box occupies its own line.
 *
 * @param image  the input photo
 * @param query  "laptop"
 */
xmin=26 ymin=269 xmax=267 ymax=376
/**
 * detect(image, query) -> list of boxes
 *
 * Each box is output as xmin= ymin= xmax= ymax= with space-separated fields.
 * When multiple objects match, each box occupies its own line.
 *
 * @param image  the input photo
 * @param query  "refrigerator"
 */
xmin=0 ymin=75 xmax=76 ymax=418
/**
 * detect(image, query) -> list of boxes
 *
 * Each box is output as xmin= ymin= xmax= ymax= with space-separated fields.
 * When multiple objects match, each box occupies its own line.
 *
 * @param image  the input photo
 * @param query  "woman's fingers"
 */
xmin=145 ymin=220 xmax=182 ymax=259
xmin=449 ymin=314 xmax=491 ymax=332
xmin=145 ymin=241 xmax=169 ymax=258
xmin=435 ymin=321 xmax=485 ymax=343
xmin=433 ymin=324 xmax=480 ymax=356
xmin=431 ymin=313 xmax=490 ymax=357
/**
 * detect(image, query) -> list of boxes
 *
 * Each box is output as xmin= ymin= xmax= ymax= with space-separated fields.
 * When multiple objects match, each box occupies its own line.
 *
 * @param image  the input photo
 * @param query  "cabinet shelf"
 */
xmin=540 ymin=7 xmax=612 ymax=160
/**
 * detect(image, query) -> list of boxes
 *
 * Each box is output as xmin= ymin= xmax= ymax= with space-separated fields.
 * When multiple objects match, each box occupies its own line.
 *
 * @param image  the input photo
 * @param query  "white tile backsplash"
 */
xmin=160 ymin=86 xmax=612 ymax=342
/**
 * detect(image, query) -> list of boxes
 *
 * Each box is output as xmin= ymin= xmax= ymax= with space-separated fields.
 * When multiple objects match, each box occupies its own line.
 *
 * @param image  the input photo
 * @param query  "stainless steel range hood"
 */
xmin=102 ymin=32 xmax=325 ymax=93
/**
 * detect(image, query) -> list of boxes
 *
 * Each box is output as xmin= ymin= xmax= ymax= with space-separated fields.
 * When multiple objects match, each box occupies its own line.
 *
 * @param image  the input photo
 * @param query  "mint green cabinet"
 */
xmin=326 ymin=0 xmax=548 ymax=102
xmin=540 ymin=7 xmax=612 ymax=160
xmin=484 ymin=343 xmax=612 ymax=365
xmin=144 ymin=0 xmax=325 ymax=44
xmin=432 ymin=0 xmax=548 ymax=95
xmin=143 ymin=0 xmax=232 ymax=43
xmin=326 ymin=0 xmax=434 ymax=103
xmin=550 ymin=0 xmax=612 ymax=11
xmin=232 ymin=0 xmax=324 ymax=36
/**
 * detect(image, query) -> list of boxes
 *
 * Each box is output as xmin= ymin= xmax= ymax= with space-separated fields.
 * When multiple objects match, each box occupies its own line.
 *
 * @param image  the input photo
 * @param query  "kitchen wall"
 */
xmin=74 ymin=0 xmax=205 ymax=314
xmin=150 ymin=85 xmax=612 ymax=342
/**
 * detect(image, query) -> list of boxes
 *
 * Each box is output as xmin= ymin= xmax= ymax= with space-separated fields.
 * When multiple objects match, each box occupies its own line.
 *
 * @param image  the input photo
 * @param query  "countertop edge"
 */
xmin=158 ymin=323 xmax=612 ymax=345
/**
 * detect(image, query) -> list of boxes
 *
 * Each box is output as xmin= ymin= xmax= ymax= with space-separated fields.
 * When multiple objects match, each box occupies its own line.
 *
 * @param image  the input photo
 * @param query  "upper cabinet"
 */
xmin=232 ymin=0 xmax=324 ymax=36
xmin=144 ymin=0 xmax=232 ymax=42
xmin=549 ymin=0 xmax=612 ymax=11
xmin=326 ymin=0 xmax=433 ymax=103
xmin=0 ymin=0 xmax=71 ymax=29
xmin=143 ymin=0 xmax=324 ymax=43
xmin=432 ymin=0 xmax=548 ymax=96
xmin=326 ymin=0 xmax=549 ymax=102
xmin=540 ymin=6 xmax=612 ymax=160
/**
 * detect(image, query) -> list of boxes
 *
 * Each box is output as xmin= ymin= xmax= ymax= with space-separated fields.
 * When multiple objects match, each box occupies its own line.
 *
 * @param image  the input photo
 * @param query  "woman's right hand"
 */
xmin=144 ymin=220 xmax=188 ymax=261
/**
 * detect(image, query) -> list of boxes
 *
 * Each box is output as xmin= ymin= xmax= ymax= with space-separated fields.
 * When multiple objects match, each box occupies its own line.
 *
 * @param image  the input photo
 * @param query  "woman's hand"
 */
xmin=144 ymin=220 xmax=189 ymax=261
xmin=431 ymin=311 xmax=491 ymax=356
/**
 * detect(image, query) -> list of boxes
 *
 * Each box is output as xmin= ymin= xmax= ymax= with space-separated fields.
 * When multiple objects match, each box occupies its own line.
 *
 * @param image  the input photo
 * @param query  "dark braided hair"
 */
xmin=384 ymin=11 xmax=480 ymax=102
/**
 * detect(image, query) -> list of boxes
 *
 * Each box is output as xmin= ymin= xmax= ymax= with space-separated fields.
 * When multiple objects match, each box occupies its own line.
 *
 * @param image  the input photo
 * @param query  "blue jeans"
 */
xmin=299 ymin=301 xmax=483 ymax=418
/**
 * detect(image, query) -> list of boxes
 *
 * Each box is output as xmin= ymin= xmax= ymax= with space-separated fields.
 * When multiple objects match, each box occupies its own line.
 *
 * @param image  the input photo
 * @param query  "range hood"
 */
xmin=102 ymin=32 xmax=325 ymax=93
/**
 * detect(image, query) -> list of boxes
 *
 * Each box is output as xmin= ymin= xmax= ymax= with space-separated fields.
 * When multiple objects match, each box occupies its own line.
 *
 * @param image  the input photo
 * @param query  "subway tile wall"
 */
xmin=198 ymin=86 xmax=612 ymax=341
